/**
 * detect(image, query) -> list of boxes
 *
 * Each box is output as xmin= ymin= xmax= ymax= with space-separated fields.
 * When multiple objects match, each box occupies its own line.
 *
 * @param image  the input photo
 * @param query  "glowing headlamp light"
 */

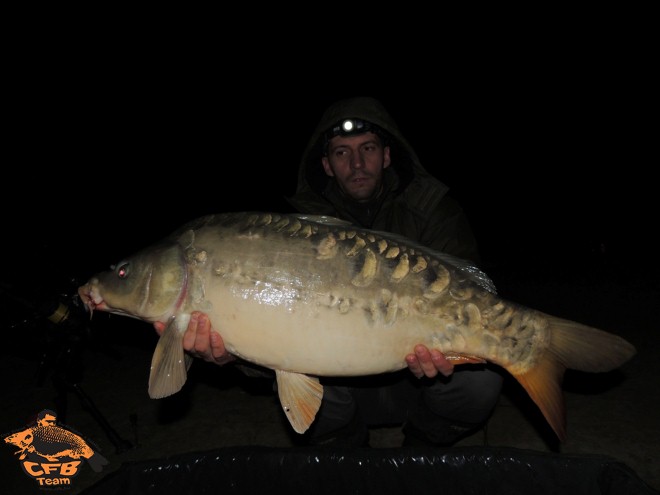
xmin=328 ymin=118 xmax=373 ymax=138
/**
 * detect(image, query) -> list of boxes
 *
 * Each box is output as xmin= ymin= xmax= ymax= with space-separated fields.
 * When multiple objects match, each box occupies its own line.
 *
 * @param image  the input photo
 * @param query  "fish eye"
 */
xmin=116 ymin=262 xmax=130 ymax=279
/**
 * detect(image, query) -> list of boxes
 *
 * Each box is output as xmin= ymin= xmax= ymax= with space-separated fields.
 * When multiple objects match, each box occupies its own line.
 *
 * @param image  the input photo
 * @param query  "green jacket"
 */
xmin=286 ymin=96 xmax=481 ymax=265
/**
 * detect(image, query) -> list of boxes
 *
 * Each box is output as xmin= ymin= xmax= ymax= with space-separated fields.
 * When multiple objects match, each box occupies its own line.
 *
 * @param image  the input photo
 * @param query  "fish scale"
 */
xmin=78 ymin=211 xmax=636 ymax=440
xmin=30 ymin=425 xmax=92 ymax=457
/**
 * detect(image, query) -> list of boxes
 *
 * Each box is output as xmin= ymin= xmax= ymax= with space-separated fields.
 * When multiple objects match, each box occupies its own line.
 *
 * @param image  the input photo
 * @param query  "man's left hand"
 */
xmin=406 ymin=345 xmax=454 ymax=378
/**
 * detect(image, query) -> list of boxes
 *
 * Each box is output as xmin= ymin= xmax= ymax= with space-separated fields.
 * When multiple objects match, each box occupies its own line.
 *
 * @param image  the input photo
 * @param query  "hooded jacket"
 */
xmin=286 ymin=96 xmax=480 ymax=264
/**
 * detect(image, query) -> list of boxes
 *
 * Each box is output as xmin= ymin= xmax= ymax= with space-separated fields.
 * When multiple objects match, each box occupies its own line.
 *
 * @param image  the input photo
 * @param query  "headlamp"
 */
xmin=322 ymin=118 xmax=389 ymax=155
xmin=327 ymin=118 xmax=374 ymax=138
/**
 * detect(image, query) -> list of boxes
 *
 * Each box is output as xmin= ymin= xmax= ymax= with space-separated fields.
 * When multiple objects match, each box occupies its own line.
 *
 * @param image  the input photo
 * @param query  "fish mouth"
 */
xmin=77 ymin=282 xmax=109 ymax=315
xmin=77 ymin=282 xmax=147 ymax=320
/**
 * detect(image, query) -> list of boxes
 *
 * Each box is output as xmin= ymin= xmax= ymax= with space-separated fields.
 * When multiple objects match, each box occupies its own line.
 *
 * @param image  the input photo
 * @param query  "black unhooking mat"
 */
xmin=80 ymin=445 xmax=657 ymax=495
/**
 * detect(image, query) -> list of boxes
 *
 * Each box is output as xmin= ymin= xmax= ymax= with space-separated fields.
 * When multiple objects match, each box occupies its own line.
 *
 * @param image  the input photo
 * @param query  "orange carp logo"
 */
xmin=3 ymin=409 xmax=108 ymax=490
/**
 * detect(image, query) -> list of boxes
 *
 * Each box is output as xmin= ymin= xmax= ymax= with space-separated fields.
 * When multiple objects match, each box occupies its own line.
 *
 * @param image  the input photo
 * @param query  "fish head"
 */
xmin=78 ymin=241 xmax=188 ymax=323
xmin=4 ymin=428 xmax=33 ymax=449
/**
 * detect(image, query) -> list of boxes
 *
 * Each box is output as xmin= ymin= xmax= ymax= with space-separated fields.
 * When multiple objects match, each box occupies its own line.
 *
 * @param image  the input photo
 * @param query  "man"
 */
xmin=155 ymin=96 xmax=503 ymax=447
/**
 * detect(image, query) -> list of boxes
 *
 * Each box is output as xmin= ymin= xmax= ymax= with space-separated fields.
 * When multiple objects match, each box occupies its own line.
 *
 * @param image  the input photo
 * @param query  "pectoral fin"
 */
xmin=443 ymin=353 xmax=487 ymax=365
xmin=275 ymin=370 xmax=323 ymax=434
xmin=149 ymin=316 xmax=193 ymax=399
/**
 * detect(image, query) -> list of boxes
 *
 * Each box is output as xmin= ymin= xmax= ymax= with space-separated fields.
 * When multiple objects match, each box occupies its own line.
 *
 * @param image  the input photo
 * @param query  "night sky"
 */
xmin=4 ymin=54 xmax=654 ymax=305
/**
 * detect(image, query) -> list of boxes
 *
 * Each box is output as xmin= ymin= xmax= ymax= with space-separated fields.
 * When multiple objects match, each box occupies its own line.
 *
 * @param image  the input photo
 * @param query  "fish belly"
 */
xmin=203 ymin=283 xmax=436 ymax=376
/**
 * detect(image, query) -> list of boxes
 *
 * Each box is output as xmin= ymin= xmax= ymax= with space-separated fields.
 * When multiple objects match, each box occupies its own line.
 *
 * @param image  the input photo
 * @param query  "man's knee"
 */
xmin=422 ymin=366 xmax=503 ymax=423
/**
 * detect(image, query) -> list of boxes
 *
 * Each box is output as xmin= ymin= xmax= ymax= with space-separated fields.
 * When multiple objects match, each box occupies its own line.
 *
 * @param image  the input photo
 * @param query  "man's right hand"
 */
xmin=153 ymin=311 xmax=236 ymax=366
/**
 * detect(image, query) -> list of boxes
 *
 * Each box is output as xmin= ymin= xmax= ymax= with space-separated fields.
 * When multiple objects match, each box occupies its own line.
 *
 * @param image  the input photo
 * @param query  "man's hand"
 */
xmin=153 ymin=311 xmax=236 ymax=366
xmin=405 ymin=345 xmax=454 ymax=378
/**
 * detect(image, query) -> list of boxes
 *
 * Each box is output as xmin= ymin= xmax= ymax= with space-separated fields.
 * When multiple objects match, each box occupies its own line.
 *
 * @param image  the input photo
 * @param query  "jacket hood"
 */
xmin=288 ymin=96 xmax=448 ymax=212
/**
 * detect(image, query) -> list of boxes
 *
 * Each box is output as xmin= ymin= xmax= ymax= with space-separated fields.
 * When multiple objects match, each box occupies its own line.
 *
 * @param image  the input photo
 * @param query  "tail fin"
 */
xmin=509 ymin=314 xmax=636 ymax=442
xmin=546 ymin=316 xmax=636 ymax=373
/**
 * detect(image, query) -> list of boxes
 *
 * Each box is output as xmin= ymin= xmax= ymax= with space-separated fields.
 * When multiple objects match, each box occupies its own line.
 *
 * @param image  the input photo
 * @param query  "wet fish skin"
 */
xmin=78 ymin=211 xmax=636 ymax=440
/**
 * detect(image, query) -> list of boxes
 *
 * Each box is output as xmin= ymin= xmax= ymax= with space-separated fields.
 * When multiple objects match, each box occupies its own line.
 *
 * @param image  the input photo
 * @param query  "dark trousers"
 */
xmin=306 ymin=364 xmax=504 ymax=446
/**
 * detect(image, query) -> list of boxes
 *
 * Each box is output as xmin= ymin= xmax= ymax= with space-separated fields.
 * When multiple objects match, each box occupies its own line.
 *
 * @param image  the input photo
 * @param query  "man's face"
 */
xmin=38 ymin=414 xmax=56 ymax=426
xmin=322 ymin=132 xmax=391 ymax=202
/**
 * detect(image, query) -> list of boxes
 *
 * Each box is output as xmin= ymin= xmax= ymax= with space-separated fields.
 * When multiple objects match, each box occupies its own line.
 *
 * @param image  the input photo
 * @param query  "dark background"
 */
xmin=3 ymin=40 xmax=656 ymax=305
xmin=2 ymin=25 xmax=659 ymax=493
